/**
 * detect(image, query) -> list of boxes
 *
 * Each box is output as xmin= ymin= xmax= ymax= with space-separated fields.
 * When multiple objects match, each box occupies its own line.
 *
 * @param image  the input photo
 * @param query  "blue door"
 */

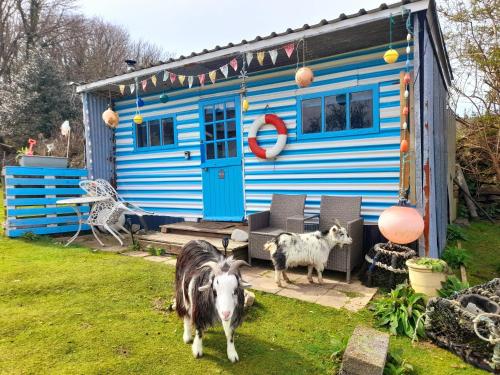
xmin=200 ymin=97 xmax=244 ymax=221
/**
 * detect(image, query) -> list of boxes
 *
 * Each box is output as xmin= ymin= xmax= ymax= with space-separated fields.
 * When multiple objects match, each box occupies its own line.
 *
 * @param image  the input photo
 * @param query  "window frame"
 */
xmin=296 ymin=84 xmax=380 ymax=140
xmin=133 ymin=114 xmax=177 ymax=151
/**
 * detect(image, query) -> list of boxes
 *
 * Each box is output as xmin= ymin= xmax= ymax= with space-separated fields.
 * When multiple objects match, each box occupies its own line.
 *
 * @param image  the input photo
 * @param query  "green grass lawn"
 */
xmin=0 ymin=235 xmax=490 ymax=375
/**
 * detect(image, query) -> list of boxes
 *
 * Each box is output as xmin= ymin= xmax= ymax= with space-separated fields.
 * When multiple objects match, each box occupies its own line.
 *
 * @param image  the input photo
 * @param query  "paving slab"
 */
xmin=122 ymin=251 xmax=149 ymax=257
xmin=314 ymin=288 xmax=350 ymax=308
xmin=144 ymin=255 xmax=169 ymax=263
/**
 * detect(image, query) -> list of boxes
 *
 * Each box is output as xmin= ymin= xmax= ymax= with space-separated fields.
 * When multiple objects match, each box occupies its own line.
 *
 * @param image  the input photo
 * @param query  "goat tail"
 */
xmin=264 ymin=240 xmax=276 ymax=254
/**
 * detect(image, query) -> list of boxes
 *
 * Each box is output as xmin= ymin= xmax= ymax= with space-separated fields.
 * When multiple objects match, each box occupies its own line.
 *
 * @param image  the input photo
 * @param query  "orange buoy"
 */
xmin=295 ymin=67 xmax=314 ymax=88
xmin=378 ymin=204 xmax=424 ymax=244
xmin=400 ymin=139 xmax=409 ymax=153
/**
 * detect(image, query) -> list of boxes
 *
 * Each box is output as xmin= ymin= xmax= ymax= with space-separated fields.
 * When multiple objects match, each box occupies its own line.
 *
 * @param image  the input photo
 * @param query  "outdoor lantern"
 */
xmin=295 ymin=67 xmax=314 ymax=88
xmin=159 ymin=92 xmax=169 ymax=103
xmin=133 ymin=114 xmax=143 ymax=125
xmin=102 ymin=107 xmax=119 ymax=128
xmin=383 ymin=48 xmax=399 ymax=64
xmin=378 ymin=202 xmax=424 ymax=244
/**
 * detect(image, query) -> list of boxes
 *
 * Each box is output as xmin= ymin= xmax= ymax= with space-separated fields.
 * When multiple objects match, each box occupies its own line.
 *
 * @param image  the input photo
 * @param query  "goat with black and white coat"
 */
xmin=264 ymin=224 xmax=352 ymax=287
xmin=175 ymin=240 xmax=251 ymax=362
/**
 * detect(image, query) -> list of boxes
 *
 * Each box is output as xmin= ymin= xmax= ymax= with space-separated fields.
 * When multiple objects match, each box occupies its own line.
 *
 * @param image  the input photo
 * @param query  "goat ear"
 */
xmin=239 ymin=280 xmax=252 ymax=289
xmin=199 ymin=283 xmax=212 ymax=292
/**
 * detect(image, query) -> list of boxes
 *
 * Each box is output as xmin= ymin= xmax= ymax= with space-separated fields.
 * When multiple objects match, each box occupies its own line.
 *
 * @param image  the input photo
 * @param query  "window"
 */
xmin=202 ymin=100 xmax=238 ymax=160
xmin=135 ymin=116 xmax=176 ymax=149
xmin=299 ymin=86 xmax=378 ymax=138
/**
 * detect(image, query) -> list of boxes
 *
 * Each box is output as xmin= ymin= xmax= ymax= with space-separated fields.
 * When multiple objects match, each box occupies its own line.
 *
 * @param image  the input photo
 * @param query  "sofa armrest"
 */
xmin=347 ymin=217 xmax=364 ymax=265
xmin=286 ymin=215 xmax=306 ymax=233
xmin=248 ymin=211 xmax=270 ymax=231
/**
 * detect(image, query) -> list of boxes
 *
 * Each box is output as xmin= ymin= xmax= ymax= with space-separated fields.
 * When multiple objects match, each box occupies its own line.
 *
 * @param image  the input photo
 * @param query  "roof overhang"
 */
xmin=76 ymin=0 xmax=430 ymax=95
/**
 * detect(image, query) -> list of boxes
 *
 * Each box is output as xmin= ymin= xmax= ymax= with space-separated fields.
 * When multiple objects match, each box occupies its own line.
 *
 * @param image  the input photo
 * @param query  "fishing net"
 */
xmin=425 ymin=278 xmax=500 ymax=373
xmin=361 ymin=242 xmax=416 ymax=289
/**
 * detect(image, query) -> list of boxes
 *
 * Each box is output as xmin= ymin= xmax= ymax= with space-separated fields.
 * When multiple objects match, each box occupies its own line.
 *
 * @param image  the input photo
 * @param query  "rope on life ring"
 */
xmin=248 ymin=114 xmax=287 ymax=159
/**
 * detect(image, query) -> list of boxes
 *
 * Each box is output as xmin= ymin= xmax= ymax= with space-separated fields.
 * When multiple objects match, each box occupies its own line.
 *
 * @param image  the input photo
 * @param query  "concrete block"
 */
xmin=231 ymin=228 xmax=248 ymax=242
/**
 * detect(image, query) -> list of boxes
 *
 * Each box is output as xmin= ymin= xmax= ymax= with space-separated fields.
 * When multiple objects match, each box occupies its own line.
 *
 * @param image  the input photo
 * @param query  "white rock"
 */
xmin=231 ymin=228 xmax=248 ymax=242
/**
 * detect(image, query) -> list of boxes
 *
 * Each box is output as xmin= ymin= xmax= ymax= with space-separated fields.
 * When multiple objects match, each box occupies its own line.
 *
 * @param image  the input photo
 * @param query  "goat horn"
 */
xmin=199 ymin=261 xmax=222 ymax=275
xmin=228 ymin=260 xmax=250 ymax=274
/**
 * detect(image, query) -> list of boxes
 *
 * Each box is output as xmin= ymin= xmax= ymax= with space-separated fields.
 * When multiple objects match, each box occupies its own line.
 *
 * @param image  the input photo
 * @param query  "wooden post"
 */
xmin=455 ymin=165 xmax=478 ymax=219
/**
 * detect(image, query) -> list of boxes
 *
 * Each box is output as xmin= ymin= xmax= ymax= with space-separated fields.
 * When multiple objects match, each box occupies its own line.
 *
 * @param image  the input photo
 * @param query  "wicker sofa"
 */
xmin=247 ymin=194 xmax=306 ymax=264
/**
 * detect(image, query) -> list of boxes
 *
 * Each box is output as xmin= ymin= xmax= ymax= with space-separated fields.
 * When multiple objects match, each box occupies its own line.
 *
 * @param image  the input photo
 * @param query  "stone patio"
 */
xmin=59 ymin=233 xmax=377 ymax=311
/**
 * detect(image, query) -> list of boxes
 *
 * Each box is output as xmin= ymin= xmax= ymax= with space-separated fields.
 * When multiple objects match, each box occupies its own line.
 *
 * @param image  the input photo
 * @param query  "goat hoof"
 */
xmin=227 ymin=349 xmax=239 ymax=363
xmin=183 ymin=335 xmax=192 ymax=344
xmin=192 ymin=343 xmax=203 ymax=358
xmin=308 ymin=279 xmax=314 ymax=284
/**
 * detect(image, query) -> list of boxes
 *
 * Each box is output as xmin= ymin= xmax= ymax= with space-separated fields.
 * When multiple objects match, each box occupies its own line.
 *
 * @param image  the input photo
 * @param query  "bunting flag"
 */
xmin=246 ymin=52 xmax=253 ymax=66
xmin=169 ymin=72 xmax=177 ymax=84
xmin=151 ymin=75 xmax=157 ymax=87
xmin=163 ymin=70 xmax=168 ymax=81
xmin=130 ymin=83 xmax=135 ymax=94
xmin=119 ymin=85 xmax=125 ymax=95
xmin=269 ymin=49 xmax=278 ymax=65
xmin=198 ymin=73 xmax=206 ymax=86
xmin=178 ymin=75 xmax=186 ymax=86
xmin=230 ymin=58 xmax=238 ymax=72
xmin=208 ymin=70 xmax=217 ymax=84
xmin=188 ymin=75 xmax=194 ymax=88
xmin=220 ymin=64 xmax=229 ymax=78
xmin=141 ymin=79 xmax=148 ymax=91
xmin=257 ymin=51 xmax=265 ymax=66
xmin=284 ymin=43 xmax=295 ymax=58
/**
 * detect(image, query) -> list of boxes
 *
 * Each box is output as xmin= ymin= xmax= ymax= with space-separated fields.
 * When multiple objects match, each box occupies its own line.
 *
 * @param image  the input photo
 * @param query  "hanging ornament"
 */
xmin=403 ymin=73 xmax=411 ymax=85
xmin=242 ymin=98 xmax=249 ymax=112
xmin=102 ymin=107 xmax=119 ymax=128
xmin=209 ymin=70 xmax=217 ymax=84
xmin=245 ymin=52 xmax=253 ymax=67
xmin=133 ymin=114 xmax=143 ymax=125
xmin=402 ymin=106 xmax=409 ymax=116
xmin=400 ymin=139 xmax=409 ymax=153
xmin=220 ymin=64 xmax=229 ymax=78
xmin=284 ymin=43 xmax=295 ymax=59
xmin=378 ymin=201 xmax=424 ymax=244
xmin=407 ymin=33 xmax=412 ymax=41
xmin=136 ymin=97 xmax=144 ymax=107
xmin=169 ymin=72 xmax=177 ymax=84
xmin=178 ymin=75 xmax=186 ymax=86
xmin=198 ymin=73 xmax=206 ymax=86
xmin=151 ymin=75 xmax=157 ymax=87
xmin=119 ymin=85 xmax=125 ymax=95
xmin=295 ymin=67 xmax=314 ymax=88
xmin=269 ymin=49 xmax=278 ymax=65
xmin=159 ymin=92 xmax=169 ymax=103
xmin=230 ymin=58 xmax=238 ymax=72
xmin=188 ymin=76 xmax=194 ymax=88
xmin=257 ymin=51 xmax=265 ymax=66
xmin=402 ymin=121 xmax=408 ymax=130
xmin=404 ymin=89 xmax=409 ymax=98
xmin=384 ymin=49 xmax=399 ymax=64
xmin=141 ymin=79 xmax=148 ymax=91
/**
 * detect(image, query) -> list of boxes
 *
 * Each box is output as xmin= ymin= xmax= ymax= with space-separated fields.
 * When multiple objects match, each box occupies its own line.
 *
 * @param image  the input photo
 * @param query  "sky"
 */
xmin=77 ymin=0 xmax=385 ymax=57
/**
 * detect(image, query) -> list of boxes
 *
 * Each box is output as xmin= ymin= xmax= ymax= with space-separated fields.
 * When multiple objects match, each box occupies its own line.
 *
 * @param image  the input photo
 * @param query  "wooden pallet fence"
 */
xmin=2 ymin=166 xmax=89 ymax=237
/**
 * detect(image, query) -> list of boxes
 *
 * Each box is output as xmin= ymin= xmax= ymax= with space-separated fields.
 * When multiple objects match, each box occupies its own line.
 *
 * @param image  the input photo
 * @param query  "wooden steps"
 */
xmin=137 ymin=232 xmax=248 ymax=260
xmin=160 ymin=221 xmax=247 ymax=239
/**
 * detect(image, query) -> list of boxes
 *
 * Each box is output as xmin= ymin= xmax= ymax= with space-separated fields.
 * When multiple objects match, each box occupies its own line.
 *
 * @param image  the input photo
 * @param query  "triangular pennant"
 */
xmin=246 ymin=52 xmax=253 ymax=66
xmin=163 ymin=70 xmax=168 ymax=81
xmin=198 ymin=73 xmax=206 ymax=86
xmin=141 ymin=79 xmax=148 ymax=91
xmin=230 ymin=58 xmax=238 ymax=72
xmin=119 ymin=85 xmax=125 ymax=95
xmin=130 ymin=84 xmax=135 ymax=94
xmin=269 ymin=49 xmax=278 ymax=65
xmin=208 ymin=70 xmax=217 ymax=84
xmin=257 ymin=51 xmax=265 ymax=66
xmin=220 ymin=64 xmax=229 ymax=78
xmin=169 ymin=72 xmax=177 ymax=84
xmin=178 ymin=75 xmax=186 ymax=86
xmin=188 ymin=75 xmax=194 ymax=88
xmin=284 ymin=43 xmax=295 ymax=59
xmin=151 ymin=75 xmax=157 ymax=87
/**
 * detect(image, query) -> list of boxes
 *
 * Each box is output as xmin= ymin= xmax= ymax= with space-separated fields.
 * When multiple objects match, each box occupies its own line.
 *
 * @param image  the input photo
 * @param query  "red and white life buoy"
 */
xmin=248 ymin=114 xmax=288 ymax=159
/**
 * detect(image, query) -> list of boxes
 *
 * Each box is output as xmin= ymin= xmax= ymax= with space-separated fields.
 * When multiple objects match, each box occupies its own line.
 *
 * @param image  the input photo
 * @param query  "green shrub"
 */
xmin=384 ymin=350 xmax=416 ymax=375
xmin=441 ymin=246 xmax=471 ymax=269
xmin=371 ymin=283 xmax=426 ymax=339
xmin=146 ymin=246 xmax=165 ymax=256
xmin=21 ymin=232 xmax=41 ymax=241
xmin=446 ymin=224 xmax=468 ymax=242
xmin=437 ymin=275 xmax=469 ymax=298
xmin=414 ymin=257 xmax=449 ymax=272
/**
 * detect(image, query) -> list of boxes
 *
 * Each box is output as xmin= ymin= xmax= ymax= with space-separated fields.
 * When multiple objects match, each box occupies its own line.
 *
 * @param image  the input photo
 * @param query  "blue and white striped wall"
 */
xmin=113 ymin=41 xmax=409 ymax=224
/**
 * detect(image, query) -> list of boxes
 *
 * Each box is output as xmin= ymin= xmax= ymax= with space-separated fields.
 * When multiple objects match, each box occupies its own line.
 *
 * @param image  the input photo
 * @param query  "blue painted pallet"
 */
xmin=2 ymin=166 xmax=90 ymax=237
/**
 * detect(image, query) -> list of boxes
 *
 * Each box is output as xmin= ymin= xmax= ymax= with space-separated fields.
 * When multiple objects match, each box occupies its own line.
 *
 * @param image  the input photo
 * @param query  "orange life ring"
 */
xmin=248 ymin=114 xmax=287 ymax=159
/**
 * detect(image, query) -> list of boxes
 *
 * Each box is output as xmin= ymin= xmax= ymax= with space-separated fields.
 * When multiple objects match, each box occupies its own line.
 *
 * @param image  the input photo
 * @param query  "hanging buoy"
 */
xmin=102 ymin=107 xmax=119 ymax=128
xmin=403 ymin=106 xmax=409 ymax=116
xmin=404 ymin=90 xmax=409 ymax=98
xmin=378 ymin=203 xmax=424 ymax=244
xmin=402 ymin=122 xmax=408 ymax=130
xmin=295 ymin=67 xmax=314 ymax=88
xmin=400 ymin=139 xmax=409 ymax=153
xmin=159 ymin=93 xmax=169 ymax=103
xmin=407 ymin=33 xmax=412 ymax=41
xmin=383 ymin=49 xmax=399 ymax=64
xmin=403 ymin=73 xmax=411 ymax=85
xmin=242 ymin=98 xmax=249 ymax=112
xmin=133 ymin=114 xmax=143 ymax=125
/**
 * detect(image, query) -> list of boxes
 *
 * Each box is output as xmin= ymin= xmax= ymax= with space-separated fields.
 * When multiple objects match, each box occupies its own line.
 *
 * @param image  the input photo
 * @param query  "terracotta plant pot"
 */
xmin=406 ymin=258 xmax=448 ymax=297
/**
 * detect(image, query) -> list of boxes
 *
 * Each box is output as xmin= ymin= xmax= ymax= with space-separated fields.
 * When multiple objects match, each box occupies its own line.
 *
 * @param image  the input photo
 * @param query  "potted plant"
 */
xmin=406 ymin=257 xmax=449 ymax=297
